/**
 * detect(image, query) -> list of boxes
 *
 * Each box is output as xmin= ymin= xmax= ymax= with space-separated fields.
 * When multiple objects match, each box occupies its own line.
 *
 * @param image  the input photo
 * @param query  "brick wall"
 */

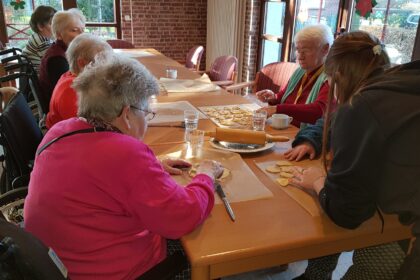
xmin=120 ymin=0 xmax=207 ymax=68
xmin=242 ymin=0 xmax=261 ymax=86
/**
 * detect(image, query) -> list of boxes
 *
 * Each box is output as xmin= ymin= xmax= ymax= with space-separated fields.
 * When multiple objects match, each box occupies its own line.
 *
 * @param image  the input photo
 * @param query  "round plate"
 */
xmin=209 ymin=138 xmax=275 ymax=153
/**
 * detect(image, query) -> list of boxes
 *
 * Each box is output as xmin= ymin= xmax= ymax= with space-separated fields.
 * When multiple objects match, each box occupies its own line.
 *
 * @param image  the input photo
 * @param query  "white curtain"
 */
xmin=206 ymin=0 xmax=246 ymax=82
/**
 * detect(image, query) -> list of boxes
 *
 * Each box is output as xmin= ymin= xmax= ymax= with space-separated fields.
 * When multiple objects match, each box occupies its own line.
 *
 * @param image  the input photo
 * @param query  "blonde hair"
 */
xmin=51 ymin=8 xmax=85 ymax=39
xmin=66 ymin=33 xmax=113 ymax=74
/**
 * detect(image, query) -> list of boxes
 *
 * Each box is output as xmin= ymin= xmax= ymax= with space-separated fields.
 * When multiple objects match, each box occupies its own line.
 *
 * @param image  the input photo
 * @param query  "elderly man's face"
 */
xmin=57 ymin=18 xmax=85 ymax=46
xmin=295 ymin=40 xmax=328 ymax=72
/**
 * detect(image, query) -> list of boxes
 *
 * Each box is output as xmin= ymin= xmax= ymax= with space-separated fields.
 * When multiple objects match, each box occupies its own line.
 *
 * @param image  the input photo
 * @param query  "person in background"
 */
xmin=25 ymin=53 xmax=223 ymax=280
xmin=256 ymin=24 xmax=333 ymax=128
xmin=38 ymin=8 xmax=85 ymax=107
xmin=22 ymin=5 xmax=56 ymax=74
xmin=290 ymin=30 xmax=420 ymax=280
xmin=46 ymin=33 xmax=113 ymax=129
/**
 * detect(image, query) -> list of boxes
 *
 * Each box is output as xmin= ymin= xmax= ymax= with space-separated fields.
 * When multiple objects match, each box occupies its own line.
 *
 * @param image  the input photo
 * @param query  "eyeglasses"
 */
xmin=130 ymin=105 xmax=156 ymax=121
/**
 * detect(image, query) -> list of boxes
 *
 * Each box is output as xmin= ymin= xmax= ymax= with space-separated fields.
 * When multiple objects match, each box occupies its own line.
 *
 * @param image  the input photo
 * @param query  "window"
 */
xmin=259 ymin=0 xmax=341 ymax=67
xmin=77 ymin=0 xmax=119 ymax=39
xmin=258 ymin=0 xmax=420 ymax=68
xmin=260 ymin=1 xmax=286 ymax=68
xmin=2 ymin=0 xmax=63 ymax=48
xmin=0 ymin=0 xmax=120 ymax=47
xmin=291 ymin=0 xmax=340 ymax=61
xmin=348 ymin=0 xmax=420 ymax=64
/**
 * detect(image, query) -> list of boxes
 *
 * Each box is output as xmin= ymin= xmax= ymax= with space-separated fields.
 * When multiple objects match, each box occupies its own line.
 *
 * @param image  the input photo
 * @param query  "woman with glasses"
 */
xmin=25 ymin=53 xmax=223 ymax=280
xmin=257 ymin=24 xmax=334 ymax=128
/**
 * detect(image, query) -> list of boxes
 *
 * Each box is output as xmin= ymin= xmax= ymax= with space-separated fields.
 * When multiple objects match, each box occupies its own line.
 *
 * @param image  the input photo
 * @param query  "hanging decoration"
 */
xmin=10 ymin=0 xmax=26 ymax=10
xmin=355 ymin=0 xmax=377 ymax=18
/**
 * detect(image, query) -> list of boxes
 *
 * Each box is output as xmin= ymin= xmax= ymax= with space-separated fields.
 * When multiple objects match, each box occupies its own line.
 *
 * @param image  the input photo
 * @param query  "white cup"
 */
xmin=166 ymin=68 xmax=177 ymax=79
xmin=271 ymin=114 xmax=293 ymax=129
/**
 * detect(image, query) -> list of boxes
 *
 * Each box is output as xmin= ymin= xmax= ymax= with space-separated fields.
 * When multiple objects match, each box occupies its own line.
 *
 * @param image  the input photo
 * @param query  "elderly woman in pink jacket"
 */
xmin=24 ymin=53 xmax=222 ymax=280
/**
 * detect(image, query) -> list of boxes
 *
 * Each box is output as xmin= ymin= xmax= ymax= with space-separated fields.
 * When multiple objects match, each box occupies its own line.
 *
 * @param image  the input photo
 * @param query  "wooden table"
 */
xmin=127 ymin=49 xmax=412 ymax=280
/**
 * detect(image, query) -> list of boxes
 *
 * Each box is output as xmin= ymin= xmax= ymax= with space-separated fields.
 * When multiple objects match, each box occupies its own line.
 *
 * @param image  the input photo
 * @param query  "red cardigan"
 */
xmin=46 ymin=71 xmax=78 ymax=129
xmin=268 ymin=67 xmax=330 ymax=127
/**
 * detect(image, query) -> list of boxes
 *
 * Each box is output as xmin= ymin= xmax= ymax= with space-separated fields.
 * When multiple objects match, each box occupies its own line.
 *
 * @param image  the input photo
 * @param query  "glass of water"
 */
xmin=184 ymin=110 xmax=199 ymax=141
xmin=252 ymin=110 xmax=267 ymax=131
xmin=187 ymin=130 xmax=205 ymax=158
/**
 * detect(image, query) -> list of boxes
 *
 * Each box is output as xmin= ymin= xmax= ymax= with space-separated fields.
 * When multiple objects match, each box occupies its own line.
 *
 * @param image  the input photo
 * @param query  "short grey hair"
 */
xmin=294 ymin=24 xmax=334 ymax=48
xmin=73 ymin=54 xmax=159 ymax=122
xmin=51 ymin=8 xmax=85 ymax=39
xmin=66 ymin=33 xmax=113 ymax=74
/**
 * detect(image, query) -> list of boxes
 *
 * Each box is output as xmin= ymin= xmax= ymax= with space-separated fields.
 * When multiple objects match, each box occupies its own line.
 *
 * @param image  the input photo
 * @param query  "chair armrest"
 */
xmin=212 ymin=80 xmax=234 ymax=87
xmin=224 ymin=81 xmax=255 ymax=92
xmin=195 ymin=70 xmax=207 ymax=74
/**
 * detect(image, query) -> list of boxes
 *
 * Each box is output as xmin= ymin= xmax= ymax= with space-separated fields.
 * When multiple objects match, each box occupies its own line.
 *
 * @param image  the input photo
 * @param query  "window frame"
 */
xmin=258 ymin=0 xmax=420 ymax=69
xmin=0 ymin=0 xmax=122 ymax=45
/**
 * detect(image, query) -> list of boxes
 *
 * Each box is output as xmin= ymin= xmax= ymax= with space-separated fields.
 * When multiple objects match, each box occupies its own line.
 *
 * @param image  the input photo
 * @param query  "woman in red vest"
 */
xmin=38 ymin=8 xmax=85 ymax=110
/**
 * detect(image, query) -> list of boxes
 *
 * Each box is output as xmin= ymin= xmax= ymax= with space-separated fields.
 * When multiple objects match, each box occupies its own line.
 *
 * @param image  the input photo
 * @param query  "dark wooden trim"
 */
xmin=336 ymin=0 xmax=349 ymax=34
xmin=0 ymin=1 xmax=7 ymax=44
xmin=257 ymin=0 xmax=268 ymax=70
xmin=282 ymin=0 xmax=296 ymax=62
xmin=86 ymin=23 xmax=118 ymax=27
xmin=412 ymin=25 xmax=420 ymax=61
xmin=63 ymin=0 xmax=77 ymax=10
xmin=115 ymin=0 xmax=122 ymax=38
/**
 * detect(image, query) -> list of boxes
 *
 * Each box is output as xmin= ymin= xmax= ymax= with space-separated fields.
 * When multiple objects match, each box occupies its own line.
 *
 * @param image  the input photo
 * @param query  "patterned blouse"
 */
xmin=22 ymin=32 xmax=53 ymax=74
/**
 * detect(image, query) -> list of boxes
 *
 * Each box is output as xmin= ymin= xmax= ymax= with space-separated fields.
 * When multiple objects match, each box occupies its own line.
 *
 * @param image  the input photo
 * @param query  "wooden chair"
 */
xmin=106 ymin=39 xmax=135 ymax=49
xmin=185 ymin=45 xmax=204 ymax=71
xmin=205 ymin=55 xmax=238 ymax=87
xmin=225 ymin=61 xmax=299 ymax=95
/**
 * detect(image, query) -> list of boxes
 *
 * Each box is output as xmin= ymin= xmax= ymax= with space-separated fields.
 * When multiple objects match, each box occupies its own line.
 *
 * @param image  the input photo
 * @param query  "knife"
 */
xmin=215 ymin=182 xmax=236 ymax=222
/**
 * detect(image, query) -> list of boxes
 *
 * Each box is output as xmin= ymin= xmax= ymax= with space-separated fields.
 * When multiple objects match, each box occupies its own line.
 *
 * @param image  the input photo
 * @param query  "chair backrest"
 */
xmin=0 ymin=90 xmax=43 ymax=192
xmin=185 ymin=45 xmax=204 ymax=71
xmin=106 ymin=39 xmax=135 ymax=49
xmin=208 ymin=55 xmax=238 ymax=82
xmin=254 ymin=61 xmax=299 ymax=94
xmin=1 ymin=54 xmax=48 ymax=119
xmin=0 ymin=218 xmax=68 ymax=279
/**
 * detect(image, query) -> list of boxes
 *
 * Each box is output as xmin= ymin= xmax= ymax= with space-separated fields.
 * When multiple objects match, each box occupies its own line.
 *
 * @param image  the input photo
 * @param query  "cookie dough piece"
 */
xmin=266 ymin=165 xmax=282 ymax=173
xmin=276 ymin=160 xmax=293 ymax=167
xmin=280 ymin=172 xmax=294 ymax=178
xmin=281 ymin=166 xmax=294 ymax=173
xmin=276 ymin=178 xmax=289 ymax=187
xmin=189 ymin=166 xmax=231 ymax=181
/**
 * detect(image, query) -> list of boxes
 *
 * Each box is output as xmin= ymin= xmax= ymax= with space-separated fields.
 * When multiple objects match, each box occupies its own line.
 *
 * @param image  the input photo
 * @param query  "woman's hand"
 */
xmin=290 ymin=166 xmax=326 ymax=195
xmin=257 ymin=106 xmax=277 ymax=118
xmin=161 ymin=158 xmax=192 ymax=175
xmin=284 ymin=142 xmax=316 ymax=161
xmin=196 ymin=160 xmax=224 ymax=181
xmin=256 ymin=89 xmax=275 ymax=103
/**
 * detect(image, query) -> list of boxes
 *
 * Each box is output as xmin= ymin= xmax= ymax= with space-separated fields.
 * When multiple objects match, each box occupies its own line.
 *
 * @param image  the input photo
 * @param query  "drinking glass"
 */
xmin=184 ymin=110 xmax=199 ymax=141
xmin=187 ymin=130 xmax=205 ymax=158
xmin=252 ymin=110 xmax=267 ymax=131
xmin=166 ymin=68 xmax=178 ymax=79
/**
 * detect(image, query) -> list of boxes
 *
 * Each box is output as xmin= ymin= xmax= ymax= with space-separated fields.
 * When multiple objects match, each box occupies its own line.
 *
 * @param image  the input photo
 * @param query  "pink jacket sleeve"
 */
xmin=125 ymin=145 xmax=215 ymax=239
